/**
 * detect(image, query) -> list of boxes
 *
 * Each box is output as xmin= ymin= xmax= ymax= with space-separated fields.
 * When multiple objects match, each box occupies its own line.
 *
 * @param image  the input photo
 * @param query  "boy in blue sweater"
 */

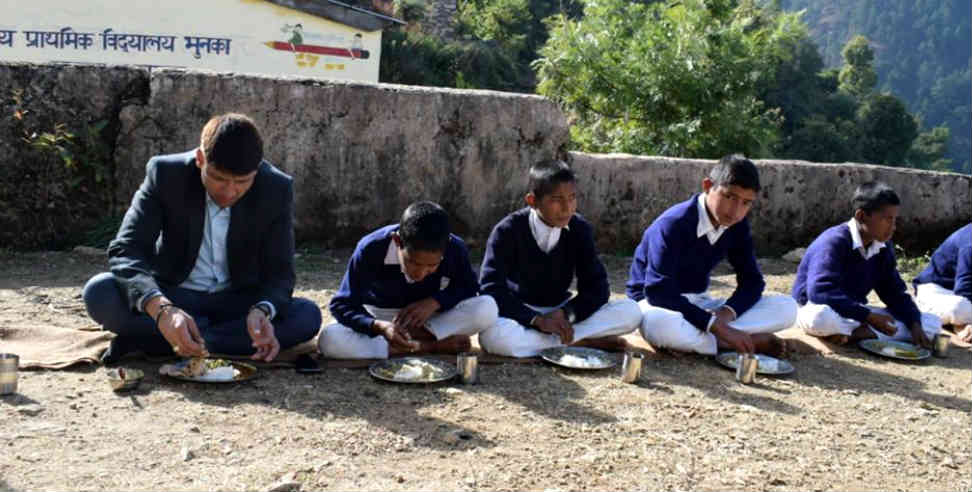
xmin=913 ymin=223 xmax=971 ymax=343
xmin=320 ymin=201 xmax=498 ymax=359
xmin=478 ymin=160 xmax=641 ymax=357
xmin=792 ymin=182 xmax=940 ymax=347
xmin=626 ymin=155 xmax=797 ymax=356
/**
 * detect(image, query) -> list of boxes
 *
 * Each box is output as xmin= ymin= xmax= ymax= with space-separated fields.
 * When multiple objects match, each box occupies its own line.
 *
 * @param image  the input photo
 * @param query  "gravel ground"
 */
xmin=0 ymin=250 xmax=969 ymax=492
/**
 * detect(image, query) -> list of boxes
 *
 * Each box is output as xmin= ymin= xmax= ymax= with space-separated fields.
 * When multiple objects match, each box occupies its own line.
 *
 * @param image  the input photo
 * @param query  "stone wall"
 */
xmin=114 ymin=68 xmax=568 ymax=247
xmin=1 ymin=62 xmax=969 ymax=255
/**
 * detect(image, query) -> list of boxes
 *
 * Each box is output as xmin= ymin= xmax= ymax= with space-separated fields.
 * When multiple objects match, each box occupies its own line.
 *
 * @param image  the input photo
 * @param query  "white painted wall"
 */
xmin=0 ymin=0 xmax=382 ymax=82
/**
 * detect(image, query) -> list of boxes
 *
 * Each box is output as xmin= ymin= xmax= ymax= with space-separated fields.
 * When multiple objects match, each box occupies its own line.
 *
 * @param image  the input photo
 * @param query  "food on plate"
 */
xmin=559 ymin=353 xmax=602 ymax=368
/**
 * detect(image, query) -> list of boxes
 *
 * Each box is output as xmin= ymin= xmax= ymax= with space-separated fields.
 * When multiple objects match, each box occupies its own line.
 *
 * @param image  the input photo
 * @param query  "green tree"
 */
xmin=906 ymin=125 xmax=953 ymax=171
xmin=856 ymin=93 xmax=919 ymax=165
xmin=534 ymin=0 xmax=807 ymax=157
xmin=838 ymin=35 xmax=878 ymax=98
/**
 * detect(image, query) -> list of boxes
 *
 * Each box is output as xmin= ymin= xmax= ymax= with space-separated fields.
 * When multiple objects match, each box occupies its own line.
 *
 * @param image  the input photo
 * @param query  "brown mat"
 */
xmin=1 ymin=322 xmax=114 ymax=369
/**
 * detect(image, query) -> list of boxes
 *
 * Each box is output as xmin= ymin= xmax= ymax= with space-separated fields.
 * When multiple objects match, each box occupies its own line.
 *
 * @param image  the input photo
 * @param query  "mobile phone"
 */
xmin=295 ymin=353 xmax=322 ymax=374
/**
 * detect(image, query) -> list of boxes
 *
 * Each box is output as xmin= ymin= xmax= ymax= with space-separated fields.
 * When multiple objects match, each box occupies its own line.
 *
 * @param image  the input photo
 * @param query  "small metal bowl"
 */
xmin=106 ymin=367 xmax=143 ymax=392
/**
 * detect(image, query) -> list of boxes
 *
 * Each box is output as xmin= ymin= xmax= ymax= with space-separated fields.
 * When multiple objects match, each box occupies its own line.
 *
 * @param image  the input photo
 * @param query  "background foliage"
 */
xmin=778 ymin=0 xmax=971 ymax=173
xmin=379 ymin=0 xmax=968 ymax=171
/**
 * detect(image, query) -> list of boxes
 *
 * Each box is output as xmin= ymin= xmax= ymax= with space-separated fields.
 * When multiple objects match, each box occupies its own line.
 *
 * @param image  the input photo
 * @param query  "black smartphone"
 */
xmin=295 ymin=353 xmax=322 ymax=374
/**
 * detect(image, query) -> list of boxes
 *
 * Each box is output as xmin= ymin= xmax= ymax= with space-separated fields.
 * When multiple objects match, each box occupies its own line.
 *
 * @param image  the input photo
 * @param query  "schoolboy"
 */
xmin=913 ymin=223 xmax=971 ymax=342
xmin=478 ymin=160 xmax=641 ymax=357
xmin=792 ymin=182 xmax=941 ymax=347
xmin=320 ymin=201 xmax=497 ymax=358
xmin=626 ymin=154 xmax=797 ymax=356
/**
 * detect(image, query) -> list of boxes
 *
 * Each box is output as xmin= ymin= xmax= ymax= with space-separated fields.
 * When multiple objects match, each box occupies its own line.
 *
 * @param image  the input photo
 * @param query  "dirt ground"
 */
xmin=0 ymin=249 xmax=969 ymax=492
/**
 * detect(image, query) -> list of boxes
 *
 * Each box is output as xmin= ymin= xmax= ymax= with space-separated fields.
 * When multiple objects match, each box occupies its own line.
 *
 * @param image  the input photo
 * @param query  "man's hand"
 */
xmin=247 ymin=309 xmax=280 ymax=362
xmin=374 ymin=319 xmax=420 ymax=352
xmin=865 ymin=312 xmax=898 ymax=336
xmin=908 ymin=321 xmax=931 ymax=349
xmin=156 ymin=306 xmax=208 ymax=357
xmin=534 ymin=309 xmax=574 ymax=345
xmin=394 ymin=298 xmax=441 ymax=330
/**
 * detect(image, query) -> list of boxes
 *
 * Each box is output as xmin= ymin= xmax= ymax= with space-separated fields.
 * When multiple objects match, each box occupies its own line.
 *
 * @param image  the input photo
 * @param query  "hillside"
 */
xmin=779 ymin=0 xmax=972 ymax=173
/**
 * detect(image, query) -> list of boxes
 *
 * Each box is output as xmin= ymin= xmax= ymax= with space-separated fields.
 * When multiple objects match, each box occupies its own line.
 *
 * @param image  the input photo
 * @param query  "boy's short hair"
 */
xmin=199 ymin=113 xmax=264 ymax=175
xmin=852 ymin=181 xmax=900 ymax=214
xmin=709 ymin=154 xmax=761 ymax=192
xmin=528 ymin=159 xmax=576 ymax=200
xmin=399 ymin=201 xmax=450 ymax=252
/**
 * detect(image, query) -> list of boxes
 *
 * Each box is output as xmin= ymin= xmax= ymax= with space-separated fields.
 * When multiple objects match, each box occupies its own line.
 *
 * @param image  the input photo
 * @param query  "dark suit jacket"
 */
xmin=108 ymin=150 xmax=296 ymax=316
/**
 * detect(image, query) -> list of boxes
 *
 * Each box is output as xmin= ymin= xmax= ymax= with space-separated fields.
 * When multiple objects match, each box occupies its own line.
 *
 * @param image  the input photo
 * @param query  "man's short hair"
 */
xmin=853 ymin=181 xmax=900 ymax=214
xmin=709 ymin=154 xmax=761 ymax=192
xmin=528 ymin=159 xmax=576 ymax=200
xmin=199 ymin=113 xmax=264 ymax=175
xmin=399 ymin=201 xmax=450 ymax=252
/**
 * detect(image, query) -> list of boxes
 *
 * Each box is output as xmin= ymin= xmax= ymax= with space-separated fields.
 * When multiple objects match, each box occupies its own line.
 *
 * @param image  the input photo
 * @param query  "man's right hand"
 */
xmin=148 ymin=297 xmax=207 ymax=357
xmin=533 ymin=310 xmax=574 ymax=345
xmin=374 ymin=319 xmax=420 ymax=352
xmin=865 ymin=312 xmax=898 ymax=336
xmin=710 ymin=320 xmax=754 ymax=354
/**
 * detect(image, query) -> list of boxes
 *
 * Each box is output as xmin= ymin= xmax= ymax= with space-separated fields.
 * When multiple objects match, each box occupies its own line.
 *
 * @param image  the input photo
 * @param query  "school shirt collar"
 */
xmin=847 ymin=217 xmax=886 ymax=260
xmin=384 ymin=236 xmax=419 ymax=283
xmin=529 ymin=208 xmax=568 ymax=254
xmin=696 ymin=193 xmax=728 ymax=245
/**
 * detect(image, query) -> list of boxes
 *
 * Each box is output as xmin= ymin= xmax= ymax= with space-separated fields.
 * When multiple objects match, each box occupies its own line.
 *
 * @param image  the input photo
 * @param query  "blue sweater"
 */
xmin=329 ymin=225 xmax=479 ymax=335
xmin=914 ymin=223 xmax=971 ymax=302
xmin=625 ymin=194 xmax=765 ymax=331
xmin=479 ymin=208 xmax=609 ymax=328
xmin=792 ymin=223 xmax=920 ymax=326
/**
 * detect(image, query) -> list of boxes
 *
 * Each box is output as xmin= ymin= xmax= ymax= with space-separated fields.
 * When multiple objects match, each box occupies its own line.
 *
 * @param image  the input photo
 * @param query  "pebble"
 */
xmin=443 ymin=429 xmax=472 ymax=444
xmin=266 ymin=480 xmax=300 ymax=492
xmin=181 ymin=446 xmax=194 ymax=462
xmin=17 ymin=404 xmax=44 ymax=416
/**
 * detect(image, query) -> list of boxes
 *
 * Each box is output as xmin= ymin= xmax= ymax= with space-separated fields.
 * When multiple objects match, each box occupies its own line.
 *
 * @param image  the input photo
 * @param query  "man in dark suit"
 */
xmin=83 ymin=113 xmax=321 ymax=363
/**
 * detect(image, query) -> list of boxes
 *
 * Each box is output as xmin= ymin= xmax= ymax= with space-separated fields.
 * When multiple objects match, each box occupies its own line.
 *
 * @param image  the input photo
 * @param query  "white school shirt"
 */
xmin=529 ymin=208 xmax=568 ymax=253
xmin=696 ymin=193 xmax=728 ymax=245
xmin=847 ymin=217 xmax=886 ymax=260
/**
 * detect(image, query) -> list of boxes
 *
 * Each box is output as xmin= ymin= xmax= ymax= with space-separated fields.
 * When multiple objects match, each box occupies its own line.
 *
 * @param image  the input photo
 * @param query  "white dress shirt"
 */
xmin=847 ymin=217 xmax=886 ymax=260
xmin=529 ymin=208 xmax=568 ymax=253
xmin=696 ymin=193 xmax=728 ymax=245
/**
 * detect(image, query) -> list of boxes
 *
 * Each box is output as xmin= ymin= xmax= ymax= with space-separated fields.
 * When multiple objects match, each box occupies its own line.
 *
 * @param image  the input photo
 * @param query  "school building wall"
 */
xmin=1 ymin=62 xmax=969 ymax=254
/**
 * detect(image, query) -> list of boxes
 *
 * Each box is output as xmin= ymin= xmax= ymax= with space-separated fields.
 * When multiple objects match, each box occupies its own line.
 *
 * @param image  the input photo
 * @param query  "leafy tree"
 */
xmin=907 ymin=126 xmax=953 ymax=171
xmin=855 ymin=93 xmax=919 ymax=166
xmin=534 ymin=0 xmax=808 ymax=158
xmin=838 ymin=35 xmax=877 ymax=98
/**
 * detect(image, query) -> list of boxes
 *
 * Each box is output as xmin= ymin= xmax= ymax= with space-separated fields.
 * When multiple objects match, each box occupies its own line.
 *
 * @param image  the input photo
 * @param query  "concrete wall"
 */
xmin=571 ymin=153 xmax=971 ymax=255
xmin=1 ymin=62 xmax=969 ymax=254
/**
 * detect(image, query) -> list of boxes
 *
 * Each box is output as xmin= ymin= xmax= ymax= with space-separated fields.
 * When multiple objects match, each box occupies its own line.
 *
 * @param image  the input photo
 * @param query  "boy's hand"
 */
xmin=710 ymin=321 xmax=754 ymax=354
xmin=908 ymin=321 xmax=931 ymax=349
xmin=374 ymin=319 xmax=419 ymax=352
xmin=394 ymin=298 xmax=441 ymax=330
xmin=865 ymin=312 xmax=898 ymax=336
xmin=534 ymin=309 xmax=574 ymax=345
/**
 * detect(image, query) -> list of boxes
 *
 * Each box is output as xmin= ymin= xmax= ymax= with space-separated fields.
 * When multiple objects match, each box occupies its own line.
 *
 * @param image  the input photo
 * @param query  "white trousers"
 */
xmin=479 ymin=298 xmax=641 ymax=358
xmin=915 ymin=283 xmax=972 ymax=326
xmin=637 ymin=293 xmax=798 ymax=355
xmin=795 ymin=302 xmax=942 ymax=342
xmin=318 ymin=295 xmax=498 ymax=359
